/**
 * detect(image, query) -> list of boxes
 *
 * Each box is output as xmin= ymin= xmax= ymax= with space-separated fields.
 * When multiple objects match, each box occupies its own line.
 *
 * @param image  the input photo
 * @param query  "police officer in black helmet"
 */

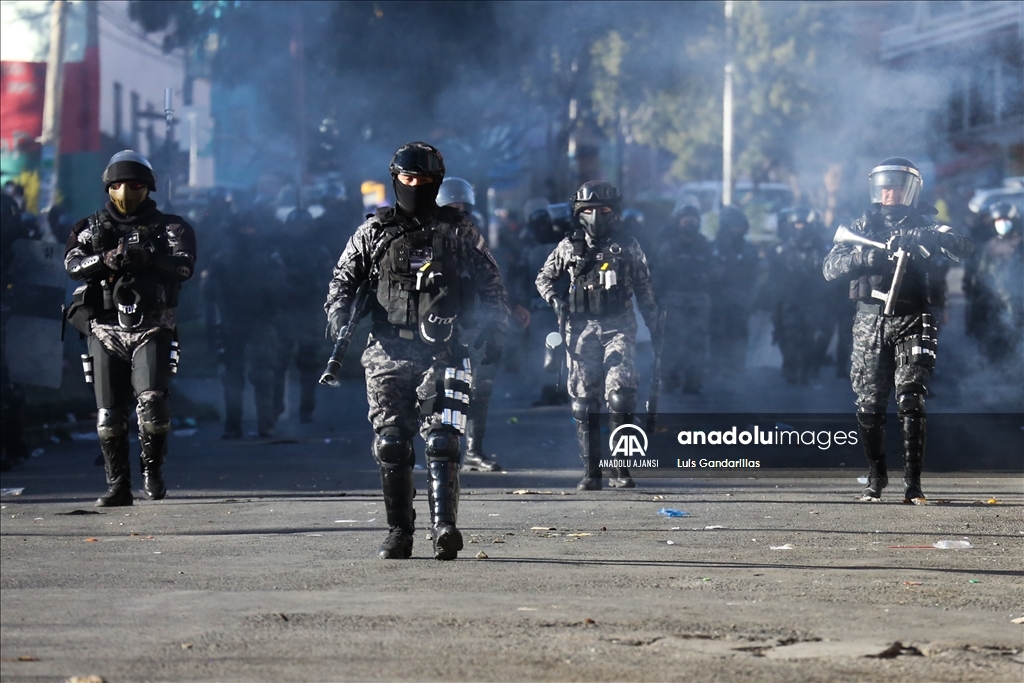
xmin=536 ymin=181 xmax=660 ymax=490
xmin=64 ymin=151 xmax=197 ymax=506
xmin=823 ymin=157 xmax=972 ymax=504
xmin=324 ymin=142 xmax=509 ymax=560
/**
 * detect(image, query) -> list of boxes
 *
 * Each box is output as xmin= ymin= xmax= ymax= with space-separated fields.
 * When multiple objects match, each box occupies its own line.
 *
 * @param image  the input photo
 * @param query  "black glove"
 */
xmin=120 ymin=248 xmax=152 ymax=272
xmin=549 ymin=297 xmax=568 ymax=320
xmin=102 ymin=249 xmax=123 ymax=271
xmin=860 ymin=247 xmax=888 ymax=270
xmin=326 ymin=307 xmax=350 ymax=341
xmin=474 ymin=321 xmax=506 ymax=365
xmin=893 ymin=228 xmax=939 ymax=254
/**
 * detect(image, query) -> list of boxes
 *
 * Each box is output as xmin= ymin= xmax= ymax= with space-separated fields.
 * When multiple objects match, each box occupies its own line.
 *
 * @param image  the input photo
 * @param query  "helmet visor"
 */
xmin=390 ymin=146 xmax=444 ymax=177
xmin=869 ymin=167 xmax=921 ymax=206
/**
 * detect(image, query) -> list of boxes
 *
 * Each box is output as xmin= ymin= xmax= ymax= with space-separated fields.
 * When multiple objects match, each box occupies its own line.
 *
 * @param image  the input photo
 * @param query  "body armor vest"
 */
xmin=78 ymin=212 xmax=178 ymax=329
xmin=374 ymin=207 xmax=463 ymax=344
xmin=567 ymin=230 xmax=630 ymax=316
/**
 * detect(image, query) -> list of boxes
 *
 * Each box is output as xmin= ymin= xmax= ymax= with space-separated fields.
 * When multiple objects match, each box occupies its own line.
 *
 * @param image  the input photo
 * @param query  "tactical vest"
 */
xmin=89 ymin=212 xmax=178 ymax=314
xmin=567 ymin=230 xmax=631 ymax=316
xmin=848 ymin=211 xmax=932 ymax=310
xmin=374 ymin=207 xmax=463 ymax=345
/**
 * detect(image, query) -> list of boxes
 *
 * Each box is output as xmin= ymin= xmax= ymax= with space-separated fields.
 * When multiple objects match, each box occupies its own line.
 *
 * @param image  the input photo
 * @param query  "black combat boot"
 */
xmin=857 ymin=412 xmax=887 ymax=502
xmin=378 ymin=465 xmax=416 ymax=559
xmin=575 ymin=420 xmax=602 ymax=490
xmin=901 ymin=415 xmax=927 ymax=504
xmin=463 ymin=418 xmax=501 ymax=472
xmin=139 ymin=431 xmax=168 ymax=500
xmin=96 ymin=435 xmax=133 ymax=507
xmin=426 ymin=460 xmax=463 ymax=560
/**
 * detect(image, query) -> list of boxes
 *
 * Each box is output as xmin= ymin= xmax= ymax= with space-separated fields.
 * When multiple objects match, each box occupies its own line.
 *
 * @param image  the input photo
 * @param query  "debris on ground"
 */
xmin=657 ymin=508 xmax=688 ymax=517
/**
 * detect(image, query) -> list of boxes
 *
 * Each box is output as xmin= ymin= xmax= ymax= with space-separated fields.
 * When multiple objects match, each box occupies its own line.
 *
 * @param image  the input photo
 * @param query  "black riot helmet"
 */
xmin=102 ymin=150 xmax=157 ymax=191
xmin=389 ymin=142 xmax=445 ymax=181
xmin=571 ymin=180 xmax=621 ymax=239
xmin=389 ymin=142 xmax=445 ymax=217
xmin=868 ymin=157 xmax=922 ymax=207
xmin=777 ymin=205 xmax=820 ymax=239
xmin=526 ymin=208 xmax=556 ymax=244
xmin=719 ymin=206 xmax=749 ymax=235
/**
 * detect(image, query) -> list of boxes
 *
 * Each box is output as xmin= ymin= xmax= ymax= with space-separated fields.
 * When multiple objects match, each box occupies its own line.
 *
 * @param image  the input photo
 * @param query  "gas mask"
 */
xmin=994 ymin=219 xmax=1014 ymax=237
xmin=108 ymin=181 xmax=149 ymax=215
xmin=578 ymin=208 xmax=618 ymax=240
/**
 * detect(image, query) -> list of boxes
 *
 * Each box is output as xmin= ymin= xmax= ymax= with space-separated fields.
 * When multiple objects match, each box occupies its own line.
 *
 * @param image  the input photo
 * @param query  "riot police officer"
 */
xmin=652 ymin=204 xmax=717 ymax=394
xmin=536 ymin=181 xmax=659 ymax=490
xmin=206 ymin=210 xmax=286 ymax=438
xmin=710 ymin=206 xmax=759 ymax=376
xmin=325 ymin=143 xmax=509 ymax=560
xmin=770 ymin=206 xmax=830 ymax=385
xmin=823 ymin=157 xmax=972 ymax=504
xmin=964 ymin=202 xmax=1023 ymax=364
xmin=64 ymin=151 xmax=197 ymax=506
xmin=436 ymin=177 xmax=502 ymax=472
xmin=274 ymin=208 xmax=335 ymax=424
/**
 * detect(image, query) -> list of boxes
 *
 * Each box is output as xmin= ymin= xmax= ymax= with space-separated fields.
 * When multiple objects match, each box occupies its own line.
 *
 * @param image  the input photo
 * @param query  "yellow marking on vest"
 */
xmin=420 ymin=262 xmax=431 ymax=271
xmin=601 ymin=262 xmax=610 ymax=270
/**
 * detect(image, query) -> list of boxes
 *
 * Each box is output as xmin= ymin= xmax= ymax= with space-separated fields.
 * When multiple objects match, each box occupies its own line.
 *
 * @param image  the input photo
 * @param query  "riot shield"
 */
xmin=3 ymin=239 xmax=66 ymax=388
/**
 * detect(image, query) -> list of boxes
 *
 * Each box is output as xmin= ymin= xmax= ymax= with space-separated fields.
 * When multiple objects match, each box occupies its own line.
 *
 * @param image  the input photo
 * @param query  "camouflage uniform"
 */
xmin=325 ymin=204 xmax=508 ymax=559
xmin=651 ymin=224 xmax=717 ymax=394
xmin=823 ymin=207 xmax=971 ymax=502
xmin=65 ymin=198 xmax=196 ymax=505
xmin=536 ymin=229 xmax=658 ymax=488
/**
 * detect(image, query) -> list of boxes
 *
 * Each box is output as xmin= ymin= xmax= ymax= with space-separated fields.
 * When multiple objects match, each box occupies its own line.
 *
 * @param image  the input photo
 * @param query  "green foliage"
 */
xmin=577 ymin=1 xmax=823 ymax=184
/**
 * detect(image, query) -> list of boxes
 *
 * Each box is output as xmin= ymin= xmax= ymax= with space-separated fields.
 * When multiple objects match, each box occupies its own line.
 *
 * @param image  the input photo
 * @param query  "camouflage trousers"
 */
xmin=849 ymin=310 xmax=932 ymax=414
xmin=361 ymin=332 xmax=465 ymax=440
xmin=565 ymin=315 xmax=638 ymax=406
xmin=662 ymin=293 xmax=710 ymax=389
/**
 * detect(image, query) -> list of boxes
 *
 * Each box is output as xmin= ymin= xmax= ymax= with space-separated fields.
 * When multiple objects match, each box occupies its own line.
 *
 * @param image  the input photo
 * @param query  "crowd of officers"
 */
xmin=0 ymin=142 xmax=1020 ymax=559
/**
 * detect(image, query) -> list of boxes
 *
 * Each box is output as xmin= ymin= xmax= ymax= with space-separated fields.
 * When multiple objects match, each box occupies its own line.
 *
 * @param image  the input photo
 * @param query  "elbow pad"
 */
xmin=153 ymin=253 xmax=195 ymax=281
xmin=68 ymin=254 xmax=104 ymax=280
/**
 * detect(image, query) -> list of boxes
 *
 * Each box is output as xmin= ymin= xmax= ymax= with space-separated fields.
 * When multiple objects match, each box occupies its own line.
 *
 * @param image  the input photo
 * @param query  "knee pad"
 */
xmin=137 ymin=391 xmax=171 ymax=436
xmin=96 ymin=408 xmax=127 ymax=439
xmin=374 ymin=427 xmax=414 ymax=467
xmin=572 ymin=399 xmax=590 ymax=424
xmin=608 ymin=388 xmax=637 ymax=414
xmin=424 ymin=429 xmax=461 ymax=463
xmin=897 ymin=391 xmax=925 ymax=417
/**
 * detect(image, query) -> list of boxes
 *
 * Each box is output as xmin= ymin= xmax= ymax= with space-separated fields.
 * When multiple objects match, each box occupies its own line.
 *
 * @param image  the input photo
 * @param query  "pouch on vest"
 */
xmin=66 ymin=282 xmax=102 ymax=336
xmin=417 ymin=275 xmax=459 ymax=345
xmin=112 ymin=276 xmax=161 ymax=330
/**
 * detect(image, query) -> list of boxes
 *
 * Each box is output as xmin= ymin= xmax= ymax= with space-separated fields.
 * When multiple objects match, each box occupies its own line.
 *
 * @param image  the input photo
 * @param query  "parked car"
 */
xmin=968 ymin=177 xmax=1024 ymax=215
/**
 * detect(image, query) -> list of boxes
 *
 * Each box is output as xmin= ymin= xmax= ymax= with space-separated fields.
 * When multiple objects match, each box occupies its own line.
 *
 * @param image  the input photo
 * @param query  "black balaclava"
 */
xmin=393 ymin=178 xmax=440 ymax=218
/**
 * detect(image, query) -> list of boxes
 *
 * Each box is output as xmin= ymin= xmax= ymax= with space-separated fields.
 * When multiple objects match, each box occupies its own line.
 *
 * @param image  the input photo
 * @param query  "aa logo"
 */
xmin=609 ymin=423 xmax=648 ymax=458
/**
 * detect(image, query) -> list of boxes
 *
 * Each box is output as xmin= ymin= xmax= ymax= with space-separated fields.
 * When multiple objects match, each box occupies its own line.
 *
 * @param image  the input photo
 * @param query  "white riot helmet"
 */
xmin=868 ymin=157 xmax=922 ymax=207
xmin=437 ymin=177 xmax=475 ymax=209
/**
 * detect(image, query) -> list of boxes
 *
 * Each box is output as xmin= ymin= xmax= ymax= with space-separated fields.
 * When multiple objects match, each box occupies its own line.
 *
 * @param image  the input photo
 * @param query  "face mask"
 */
xmin=109 ymin=182 xmax=148 ymax=215
xmin=994 ymin=219 xmax=1014 ymax=236
xmin=579 ymin=209 xmax=617 ymax=239
xmin=879 ymin=204 xmax=909 ymax=222
xmin=393 ymin=178 xmax=439 ymax=217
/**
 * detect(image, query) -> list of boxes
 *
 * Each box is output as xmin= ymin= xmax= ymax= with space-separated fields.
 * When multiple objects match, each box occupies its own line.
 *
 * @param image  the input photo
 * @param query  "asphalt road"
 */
xmin=2 ymin=300 xmax=1022 ymax=682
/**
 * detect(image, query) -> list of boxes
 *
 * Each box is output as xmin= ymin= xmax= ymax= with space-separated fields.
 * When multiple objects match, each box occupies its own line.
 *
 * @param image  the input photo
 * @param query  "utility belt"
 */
xmin=856 ymin=300 xmax=921 ymax=318
xmin=372 ymin=320 xmax=420 ymax=342
xmin=66 ymin=276 xmax=173 ymax=336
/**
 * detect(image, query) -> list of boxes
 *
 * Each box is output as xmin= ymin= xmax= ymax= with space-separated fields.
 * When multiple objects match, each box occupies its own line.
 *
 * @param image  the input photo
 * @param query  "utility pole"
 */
xmin=37 ymin=0 xmax=68 ymax=242
xmin=164 ymin=87 xmax=175 ymax=211
xmin=722 ymin=0 xmax=734 ymax=208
